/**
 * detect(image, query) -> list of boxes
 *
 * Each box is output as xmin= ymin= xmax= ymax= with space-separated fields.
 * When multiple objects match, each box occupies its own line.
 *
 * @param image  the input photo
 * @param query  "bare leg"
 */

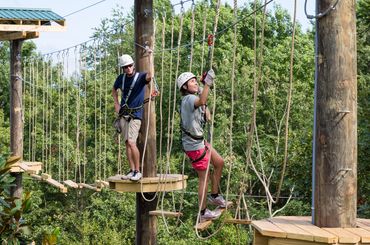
xmin=125 ymin=141 xmax=135 ymax=171
xmin=210 ymin=148 xmax=224 ymax=194
xmin=129 ymin=141 xmax=141 ymax=171
xmin=196 ymin=169 xmax=209 ymax=210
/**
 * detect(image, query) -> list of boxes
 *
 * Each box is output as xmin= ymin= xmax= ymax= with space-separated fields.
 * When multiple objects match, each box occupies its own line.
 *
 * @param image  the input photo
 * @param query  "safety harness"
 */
xmin=118 ymin=73 xmax=147 ymax=121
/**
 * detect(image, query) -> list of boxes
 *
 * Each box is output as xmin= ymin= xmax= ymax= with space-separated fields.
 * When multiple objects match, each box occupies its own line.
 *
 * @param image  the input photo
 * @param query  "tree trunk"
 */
xmin=135 ymin=0 xmax=157 ymax=244
xmin=9 ymin=39 xmax=24 ymax=199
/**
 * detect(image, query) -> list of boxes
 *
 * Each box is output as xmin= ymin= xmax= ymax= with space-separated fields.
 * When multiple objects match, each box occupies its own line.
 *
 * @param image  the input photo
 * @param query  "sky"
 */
xmin=2 ymin=0 xmax=314 ymax=55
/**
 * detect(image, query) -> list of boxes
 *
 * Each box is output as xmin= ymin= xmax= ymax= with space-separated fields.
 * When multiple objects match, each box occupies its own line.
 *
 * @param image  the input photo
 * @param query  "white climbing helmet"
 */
xmin=118 ymin=54 xmax=134 ymax=67
xmin=177 ymin=72 xmax=196 ymax=90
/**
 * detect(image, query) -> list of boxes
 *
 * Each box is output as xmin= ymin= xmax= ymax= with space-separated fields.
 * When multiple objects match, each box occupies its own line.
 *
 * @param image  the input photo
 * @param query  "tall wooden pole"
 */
xmin=134 ymin=0 xmax=157 ymax=244
xmin=9 ymin=39 xmax=24 ymax=198
xmin=314 ymin=0 xmax=357 ymax=227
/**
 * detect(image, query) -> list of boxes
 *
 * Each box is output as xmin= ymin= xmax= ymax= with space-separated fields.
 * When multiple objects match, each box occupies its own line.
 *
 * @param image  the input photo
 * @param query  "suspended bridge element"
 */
xmin=252 ymin=216 xmax=370 ymax=245
xmin=107 ymin=174 xmax=187 ymax=193
xmin=195 ymin=201 xmax=233 ymax=231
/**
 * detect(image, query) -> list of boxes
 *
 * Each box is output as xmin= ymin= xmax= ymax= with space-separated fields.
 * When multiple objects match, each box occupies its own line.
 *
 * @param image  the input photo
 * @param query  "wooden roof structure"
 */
xmin=0 ymin=7 xmax=66 ymax=41
xmin=252 ymin=216 xmax=370 ymax=245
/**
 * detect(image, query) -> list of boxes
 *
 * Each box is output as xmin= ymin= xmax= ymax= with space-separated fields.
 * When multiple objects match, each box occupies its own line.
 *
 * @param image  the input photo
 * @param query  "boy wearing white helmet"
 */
xmin=112 ymin=53 xmax=152 ymax=181
xmin=178 ymin=69 xmax=227 ymax=221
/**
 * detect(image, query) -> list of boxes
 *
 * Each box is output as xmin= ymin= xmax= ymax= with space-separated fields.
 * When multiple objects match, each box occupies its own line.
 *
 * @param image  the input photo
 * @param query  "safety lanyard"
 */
xmin=121 ymin=72 xmax=139 ymax=105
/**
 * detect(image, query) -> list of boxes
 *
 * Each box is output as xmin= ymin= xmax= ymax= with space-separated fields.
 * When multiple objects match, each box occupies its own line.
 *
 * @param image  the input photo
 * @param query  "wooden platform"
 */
xmin=252 ymin=216 xmax=370 ymax=245
xmin=107 ymin=174 xmax=188 ymax=193
xmin=9 ymin=161 xmax=42 ymax=174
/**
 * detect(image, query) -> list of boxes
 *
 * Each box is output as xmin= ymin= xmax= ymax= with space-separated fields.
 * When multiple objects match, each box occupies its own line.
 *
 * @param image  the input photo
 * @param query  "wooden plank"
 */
xmin=95 ymin=180 xmax=109 ymax=188
xmin=252 ymin=219 xmax=287 ymax=238
xmin=268 ymin=217 xmax=314 ymax=241
xmin=345 ymin=228 xmax=370 ymax=243
xmin=254 ymin=229 xmax=269 ymax=245
xmin=22 ymin=162 xmax=42 ymax=173
xmin=0 ymin=24 xmax=66 ymax=32
xmin=283 ymin=216 xmax=338 ymax=244
xmin=195 ymin=208 xmax=226 ymax=231
xmin=323 ymin=228 xmax=360 ymax=244
xmin=44 ymin=178 xmax=67 ymax=193
xmin=41 ymin=173 xmax=51 ymax=180
xmin=224 ymin=218 xmax=252 ymax=225
xmin=79 ymin=183 xmax=101 ymax=192
xmin=30 ymin=174 xmax=42 ymax=180
xmin=195 ymin=202 xmax=233 ymax=231
xmin=24 ymin=32 xmax=39 ymax=40
xmin=0 ymin=31 xmax=26 ymax=41
xmin=149 ymin=210 xmax=183 ymax=218
xmin=55 ymin=20 xmax=66 ymax=26
xmin=10 ymin=161 xmax=42 ymax=174
xmin=358 ymin=219 xmax=370 ymax=227
xmin=358 ymin=219 xmax=370 ymax=232
xmin=63 ymin=180 xmax=79 ymax=189
xmin=268 ymin=238 xmax=327 ymax=245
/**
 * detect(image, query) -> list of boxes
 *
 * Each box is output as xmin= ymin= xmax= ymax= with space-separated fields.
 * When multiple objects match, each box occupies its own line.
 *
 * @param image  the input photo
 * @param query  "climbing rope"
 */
xmin=275 ymin=0 xmax=297 ymax=203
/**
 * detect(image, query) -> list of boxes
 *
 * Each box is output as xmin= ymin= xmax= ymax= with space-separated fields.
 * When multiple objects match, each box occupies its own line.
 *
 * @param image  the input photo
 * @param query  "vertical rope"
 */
xmin=42 ymin=58 xmax=46 ymax=164
xmin=83 ymin=47 xmax=87 ymax=183
xmin=235 ymin=0 xmax=268 ymax=219
xmin=200 ymin=0 xmax=208 ymax=75
xmin=65 ymin=50 xmax=70 ymax=181
xmin=32 ymin=58 xmax=38 ymax=162
xmin=169 ymin=4 xmax=185 ymax=155
xmin=48 ymin=56 xmax=53 ymax=174
xmin=104 ymin=45 xmax=108 ymax=180
xmin=98 ymin=40 xmax=103 ymax=181
xmin=165 ymin=9 xmax=175 ymax=163
xmin=27 ymin=60 xmax=32 ymax=161
xmin=275 ymin=0 xmax=297 ymax=202
xmin=159 ymin=8 xmax=166 ymax=176
xmin=225 ymin=0 xmax=238 ymax=217
xmin=189 ymin=0 xmax=196 ymax=72
xmin=62 ymin=51 xmax=67 ymax=181
xmin=76 ymin=47 xmax=81 ymax=183
xmin=94 ymin=42 xmax=98 ymax=181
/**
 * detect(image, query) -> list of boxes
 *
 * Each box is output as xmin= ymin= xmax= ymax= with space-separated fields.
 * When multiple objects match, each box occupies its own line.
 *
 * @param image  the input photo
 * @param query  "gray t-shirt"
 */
xmin=180 ymin=94 xmax=206 ymax=151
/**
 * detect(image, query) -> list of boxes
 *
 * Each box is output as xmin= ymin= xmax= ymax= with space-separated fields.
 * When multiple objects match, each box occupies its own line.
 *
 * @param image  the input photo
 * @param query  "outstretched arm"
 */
xmin=145 ymin=47 xmax=154 ymax=82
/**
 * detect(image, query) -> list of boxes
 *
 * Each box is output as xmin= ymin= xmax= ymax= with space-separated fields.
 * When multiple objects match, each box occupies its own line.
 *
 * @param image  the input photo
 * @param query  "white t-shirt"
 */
xmin=180 ymin=94 xmax=206 ymax=151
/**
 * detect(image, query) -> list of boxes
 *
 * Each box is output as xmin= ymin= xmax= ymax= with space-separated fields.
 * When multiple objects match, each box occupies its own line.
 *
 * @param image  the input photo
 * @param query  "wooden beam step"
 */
xmin=79 ymin=183 xmax=101 ymax=192
xmin=63 ymin=180 xmax=79 ymax=189
xmin=95 ymin=180 xmax=109 ymax=188
xmin=149 ymin=210 xmax=183 ymax=218
xmin=44 ymin=178 xmax=67 ymax=193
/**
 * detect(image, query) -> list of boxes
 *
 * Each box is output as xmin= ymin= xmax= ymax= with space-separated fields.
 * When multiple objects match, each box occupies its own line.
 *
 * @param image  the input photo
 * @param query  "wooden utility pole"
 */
xmin=134 ymin=0 xmax=157 ymax=244
xmin=314 ymin=0 xmax=357 ymax=227
xmin=9 ymin=39 xmax=24 ymax=199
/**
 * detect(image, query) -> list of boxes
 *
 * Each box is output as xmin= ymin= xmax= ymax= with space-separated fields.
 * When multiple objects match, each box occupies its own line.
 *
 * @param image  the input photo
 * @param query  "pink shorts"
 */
xmin=185 ymin=143 xmax=210 ymax=171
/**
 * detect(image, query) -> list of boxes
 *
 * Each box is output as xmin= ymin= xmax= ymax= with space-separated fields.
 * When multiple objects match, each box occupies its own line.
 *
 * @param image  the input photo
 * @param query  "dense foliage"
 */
xmin=0 ymin=0 xmax=368 ymax=243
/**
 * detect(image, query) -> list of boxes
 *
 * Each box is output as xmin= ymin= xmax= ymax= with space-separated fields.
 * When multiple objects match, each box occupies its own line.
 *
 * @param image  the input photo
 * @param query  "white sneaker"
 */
xmin=200 ymin=208 xmax=221 ymax=222
xmin=121 ymin=170 xmax=134 ymax=180
xmin=130 ymin=171 xmax=142 ymax=181
xmin=208 ymin=195 xmax=227 ymax=208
